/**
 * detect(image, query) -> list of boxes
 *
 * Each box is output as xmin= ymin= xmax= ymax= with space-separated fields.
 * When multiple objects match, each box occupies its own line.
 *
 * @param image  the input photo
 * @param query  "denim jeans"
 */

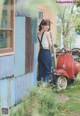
xmin=38 ymin=49 xmax=52 ymax=82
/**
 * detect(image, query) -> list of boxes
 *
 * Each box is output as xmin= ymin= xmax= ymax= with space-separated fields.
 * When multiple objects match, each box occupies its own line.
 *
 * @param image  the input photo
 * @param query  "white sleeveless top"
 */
xmin=38 ymin=32 xmax=49 ymax=48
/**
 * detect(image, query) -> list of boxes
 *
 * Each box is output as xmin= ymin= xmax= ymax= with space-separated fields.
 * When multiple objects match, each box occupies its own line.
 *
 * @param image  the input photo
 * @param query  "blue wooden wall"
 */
xmin=0 ymin=77 xmax=15 ymax=107
xmin=0 ymin=16 xmax=38 ymax=107
xmin=14 ymin=16 xmax=37 ymax=104
xmin=0 ymin=55 xmax=14 ymax=79
xmin=15 ymin=73 xmax=34 ymax=104
xmin=14 ymin=16 xmax=25 ymax=77
xmin=0 ymin=55 xmax=15 ymax=107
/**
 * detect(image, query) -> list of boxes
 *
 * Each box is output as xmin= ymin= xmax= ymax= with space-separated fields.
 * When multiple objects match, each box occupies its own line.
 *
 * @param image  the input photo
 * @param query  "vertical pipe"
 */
xmin=34 ymin=44 xmax=37 ymax=85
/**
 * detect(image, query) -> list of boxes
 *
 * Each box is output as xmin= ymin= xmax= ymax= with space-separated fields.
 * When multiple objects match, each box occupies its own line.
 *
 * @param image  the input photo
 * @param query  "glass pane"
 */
xmin=0 ymin=10 xmax=7 ymax=28
xmin=3 ymin=0 xmax=12 ymax=5
xmin=0 ymin=0 xmax=13 ymax=28
xmin=38 ymin=11 xmax=43 ymax=26
xmin=0 ymin=9 xmax=13 ymax=28
xmin=38 ymin=12 xmax=43 ymax=19
xmin=0 ymin=31 xmax=12 ymax=49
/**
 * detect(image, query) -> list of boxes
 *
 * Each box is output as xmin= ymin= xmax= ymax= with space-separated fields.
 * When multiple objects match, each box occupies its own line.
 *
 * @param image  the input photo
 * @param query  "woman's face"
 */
xmin=42 ymin=25 xmax=49 ymax=31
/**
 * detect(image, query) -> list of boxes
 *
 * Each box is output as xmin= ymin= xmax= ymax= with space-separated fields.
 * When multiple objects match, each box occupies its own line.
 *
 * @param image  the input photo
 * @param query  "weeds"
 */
xmin=9 ymin=84 xmax=60 ymax=116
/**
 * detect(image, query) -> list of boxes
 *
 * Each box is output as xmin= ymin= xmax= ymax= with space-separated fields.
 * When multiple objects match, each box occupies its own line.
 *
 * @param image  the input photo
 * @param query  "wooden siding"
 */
xmin=14 ymin=16 xmax=25 ymax=77
xmin=0 ymin=55 xmax=14 ymax=78
xmin=25 ymin=17 xmax=34 ymax=73
xmin=0 ymin=77 xmax=15 ymax=106
xmin=15 ymin=73 xmax=34 ymax=104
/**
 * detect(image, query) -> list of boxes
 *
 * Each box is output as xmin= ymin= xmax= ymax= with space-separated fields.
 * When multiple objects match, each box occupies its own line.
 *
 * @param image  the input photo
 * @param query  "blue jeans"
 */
xmin=38 ymin=49 xmax=52 ymax=82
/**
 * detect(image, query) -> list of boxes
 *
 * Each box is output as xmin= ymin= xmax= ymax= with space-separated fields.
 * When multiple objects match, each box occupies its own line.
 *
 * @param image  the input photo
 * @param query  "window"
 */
xmin=38 ymin=11 xmax=44 ymax=26
xmin=0 ymin=0 xmax=14 ymax=54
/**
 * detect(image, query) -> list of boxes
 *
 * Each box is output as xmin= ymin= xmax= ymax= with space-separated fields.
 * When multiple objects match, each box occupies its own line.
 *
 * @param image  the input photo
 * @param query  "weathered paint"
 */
xmin=10 ymin=78 xmax=15 ymax=106
xmin=0 ymin=77 xmax=15 ymax=107
xmin=14 ymin=16 xmax=37 ymax=105
xmin=0 ymin=3 xmax=38 ymax=108
xmin=7 ymin=77 xmax=15 ymax=106
xmin=1 ymin=79 xmax=8 ymax=106
xmin=0 ymin=55 xmax=14 ymax=79
xmin=15 ymin=73 xmax=34 ymax=104
xmin=14 ymin=16 xmax=25 ymax=77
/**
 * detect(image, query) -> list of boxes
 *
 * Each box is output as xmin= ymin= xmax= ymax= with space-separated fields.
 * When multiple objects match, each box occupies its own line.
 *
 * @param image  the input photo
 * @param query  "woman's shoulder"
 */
xmin=45 ymin=31 xmax=50 ymax=37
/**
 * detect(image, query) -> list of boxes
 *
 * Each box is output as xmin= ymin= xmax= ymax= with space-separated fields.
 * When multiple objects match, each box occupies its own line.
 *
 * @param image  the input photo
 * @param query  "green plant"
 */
xmin=9 ymin=85 xmax=60 ymax=116
xmin=38 ymin=87 xmax=59 ymax=116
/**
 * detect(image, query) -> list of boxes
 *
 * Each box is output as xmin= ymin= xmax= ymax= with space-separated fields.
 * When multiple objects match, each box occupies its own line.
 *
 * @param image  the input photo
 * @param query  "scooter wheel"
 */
xmin=57 ymin=76 xmax=67 ymax=90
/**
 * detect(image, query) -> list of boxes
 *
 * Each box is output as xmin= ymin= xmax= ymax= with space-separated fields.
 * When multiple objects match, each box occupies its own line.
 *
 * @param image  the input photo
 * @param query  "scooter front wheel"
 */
xmin=57 ymin=76 xmax=67 ymax=90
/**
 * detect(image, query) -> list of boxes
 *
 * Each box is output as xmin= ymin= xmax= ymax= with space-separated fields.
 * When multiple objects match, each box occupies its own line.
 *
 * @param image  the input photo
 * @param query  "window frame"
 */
xmin=38 ymin=10 xmax=44 ymax=26
xmin=0 ymin=0 xmax=15 ymax=55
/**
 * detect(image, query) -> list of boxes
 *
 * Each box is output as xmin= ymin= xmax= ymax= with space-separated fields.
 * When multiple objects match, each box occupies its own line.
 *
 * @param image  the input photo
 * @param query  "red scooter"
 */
xmin=52 ymin=48 xmax=80 ymax=90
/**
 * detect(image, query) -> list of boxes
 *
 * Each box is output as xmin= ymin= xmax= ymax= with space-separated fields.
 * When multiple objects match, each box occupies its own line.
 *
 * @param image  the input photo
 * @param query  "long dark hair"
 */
xmin=39 ymin=19 xmax=52 ymax=31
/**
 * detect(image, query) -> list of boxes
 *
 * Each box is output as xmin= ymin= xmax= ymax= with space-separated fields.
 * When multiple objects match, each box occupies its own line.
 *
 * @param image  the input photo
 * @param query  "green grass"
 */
xmin=77 ymin=73 xmax=80 ymax=78
xmin=57 ymin=78 xmax=80 ymax=116
xmin=10 ymin=85 xmax=60 ymax=116
xmin=9 ymin=78 xmax=80 ymax=116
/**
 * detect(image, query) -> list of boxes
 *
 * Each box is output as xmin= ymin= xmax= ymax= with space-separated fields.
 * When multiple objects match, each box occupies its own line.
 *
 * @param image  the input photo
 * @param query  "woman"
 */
xmin=37 ymin=19 xmax=53 ymax=82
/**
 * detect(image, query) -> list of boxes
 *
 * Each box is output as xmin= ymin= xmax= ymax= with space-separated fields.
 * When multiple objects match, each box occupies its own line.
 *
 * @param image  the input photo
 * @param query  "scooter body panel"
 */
xmin=57 ymin=54 xmax=74 ymax=79
xmin=55 ymin=69 xmax=69 ymax=78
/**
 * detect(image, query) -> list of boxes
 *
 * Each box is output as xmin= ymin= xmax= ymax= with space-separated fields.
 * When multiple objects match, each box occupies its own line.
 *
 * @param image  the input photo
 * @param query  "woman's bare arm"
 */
xmin=46 ymin=31 xmax=52 ymax=47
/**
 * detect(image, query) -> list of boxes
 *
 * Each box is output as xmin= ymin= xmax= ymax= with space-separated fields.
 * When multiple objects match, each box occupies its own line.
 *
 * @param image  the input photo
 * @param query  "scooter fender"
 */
xmin=54 ymin=69 xmax=69 ymax=79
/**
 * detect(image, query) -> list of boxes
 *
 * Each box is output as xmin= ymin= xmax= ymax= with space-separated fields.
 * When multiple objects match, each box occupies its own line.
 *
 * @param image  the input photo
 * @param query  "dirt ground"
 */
xmin=56 ymin=93 xmax=69 ymax=103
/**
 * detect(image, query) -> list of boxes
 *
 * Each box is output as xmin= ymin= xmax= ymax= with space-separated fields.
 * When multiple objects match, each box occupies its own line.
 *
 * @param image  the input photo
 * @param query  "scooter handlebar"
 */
xmin=57 ymin=48 xmax=80 ymax=54
xmin=57 ymin=48 xmax=72 ymax=54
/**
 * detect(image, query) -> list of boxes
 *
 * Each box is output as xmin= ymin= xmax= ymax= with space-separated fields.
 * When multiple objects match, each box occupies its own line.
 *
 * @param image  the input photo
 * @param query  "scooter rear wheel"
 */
xmin=57 ymin=76 xmax=67 ymax=90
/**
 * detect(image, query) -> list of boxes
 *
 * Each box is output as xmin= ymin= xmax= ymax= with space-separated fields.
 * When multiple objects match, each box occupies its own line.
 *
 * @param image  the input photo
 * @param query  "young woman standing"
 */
xmin=37 ymin=19 xmax=53 ymax=82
